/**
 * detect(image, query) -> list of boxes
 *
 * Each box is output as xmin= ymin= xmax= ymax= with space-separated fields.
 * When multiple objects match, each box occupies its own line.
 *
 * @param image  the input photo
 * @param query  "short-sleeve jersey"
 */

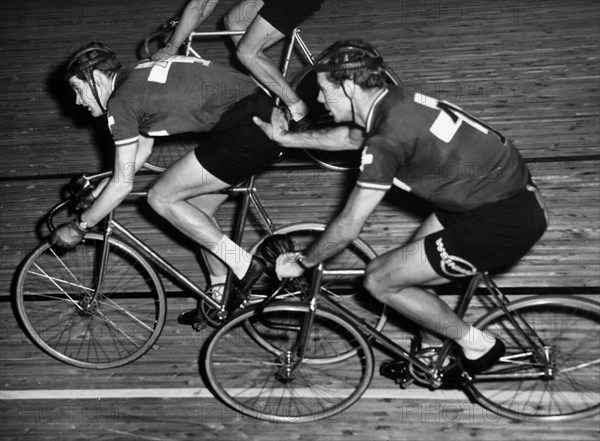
xmin=106 ymin=56 xmax=258 ymax=147
xmin=357 ymin=87 xmax=530 ymax=212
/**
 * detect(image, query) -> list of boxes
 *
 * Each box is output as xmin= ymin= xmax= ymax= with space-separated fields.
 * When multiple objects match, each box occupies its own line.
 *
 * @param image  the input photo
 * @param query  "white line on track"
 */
xmin=0 ymin=388 xmax=467 ymax=401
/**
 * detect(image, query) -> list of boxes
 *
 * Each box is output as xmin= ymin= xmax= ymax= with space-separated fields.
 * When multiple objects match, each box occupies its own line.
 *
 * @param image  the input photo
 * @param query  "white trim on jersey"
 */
xmin=114 ymin=136 xmax=139 ymax=147
xmin=356 ymin=181 xmax=391 ymax=191
xmin=147 ymin=130 xmax=170 ymax=137
xmin=365 ymin=89 xmax=389 ymax=132
xmin=392 ymin=178 xmax=412 ymax=192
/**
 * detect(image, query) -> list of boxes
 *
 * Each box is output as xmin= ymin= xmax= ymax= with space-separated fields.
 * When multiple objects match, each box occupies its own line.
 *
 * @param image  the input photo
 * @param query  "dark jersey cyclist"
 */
xmin=254 ymin=40 xmax=548 ymax=378
xmin=108 ymin=56 xmax=256 ymax=144
xmin=54 ymin=43 xmax=280 ymax=325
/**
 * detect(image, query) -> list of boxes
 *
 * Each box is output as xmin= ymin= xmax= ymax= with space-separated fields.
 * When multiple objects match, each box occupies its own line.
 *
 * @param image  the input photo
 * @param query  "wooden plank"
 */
xmin=0 ymin=1 xmax=599 ymax=439
xmin=1 ymin=161 xmax=598 ymax=297
xmin=1 ymin=298 xmax=600 ymax=440
xmin=0 ymin=0 xmax=599 ymax=179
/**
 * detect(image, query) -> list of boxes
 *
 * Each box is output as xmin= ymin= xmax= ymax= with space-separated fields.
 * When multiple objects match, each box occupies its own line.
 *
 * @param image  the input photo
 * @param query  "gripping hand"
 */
xmin=151 ymin=43 xmax=178 ymax=61
xmin=50 ymin=219 xmax=88 ymax=249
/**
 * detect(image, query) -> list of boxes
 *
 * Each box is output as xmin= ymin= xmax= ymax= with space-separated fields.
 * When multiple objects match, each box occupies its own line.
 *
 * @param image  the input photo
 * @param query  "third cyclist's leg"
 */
xmin=226 ymin=0 xmax=318 ymax=124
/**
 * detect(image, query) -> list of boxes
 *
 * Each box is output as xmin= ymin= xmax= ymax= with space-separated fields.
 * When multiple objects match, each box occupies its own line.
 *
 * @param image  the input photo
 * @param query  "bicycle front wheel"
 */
xmin=465 ymin=295 xmax=600 ymax=421
xmin=291 ymin=64 xmax=402 ymax=172
xmin=202 ymin=301 xmax=374 ymax=422
xmin=15 ymin=233 xmax=167 ymax=369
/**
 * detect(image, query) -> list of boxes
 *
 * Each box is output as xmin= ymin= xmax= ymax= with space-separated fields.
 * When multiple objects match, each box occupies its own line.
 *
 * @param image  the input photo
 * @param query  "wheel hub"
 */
xmin=78 ymin=292 xmax=98 ymax=316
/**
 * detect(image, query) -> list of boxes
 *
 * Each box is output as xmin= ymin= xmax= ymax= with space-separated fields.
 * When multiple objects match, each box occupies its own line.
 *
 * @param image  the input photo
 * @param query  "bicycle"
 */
xmin=141 ymin=17 xmax=402 ymax=172
xmin=201 ymin=264 xmax=600 ymax=422
xmin=14 ymin=170 xmax=387 ymax=369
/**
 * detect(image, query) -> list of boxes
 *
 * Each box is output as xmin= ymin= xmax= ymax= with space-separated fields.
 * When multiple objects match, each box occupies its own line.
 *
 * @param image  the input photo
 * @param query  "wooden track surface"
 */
xmin=1 ymin=0 xmax=599 ymax=439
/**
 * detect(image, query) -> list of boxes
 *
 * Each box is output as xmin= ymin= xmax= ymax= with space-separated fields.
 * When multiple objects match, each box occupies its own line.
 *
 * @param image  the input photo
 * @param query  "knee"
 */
xmin=235 ymin=42 xmax=256 ymax=68
xmin=223 ymin=12 xmax=237 ymax=31
xmin=147 ymin=185 xmax=169 ymax=216
xmin=363 ymin=262 xmax=389 ymax=303
xmin=363 ymin=260 xmax=411 ymax=304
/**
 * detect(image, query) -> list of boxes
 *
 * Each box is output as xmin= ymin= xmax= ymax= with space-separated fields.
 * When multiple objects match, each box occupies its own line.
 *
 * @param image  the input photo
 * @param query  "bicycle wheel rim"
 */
xmin=15 ymin=234 xmax=166 ymax=369
xmin=466 ymin=296 xmax=600 ymax=421
xmin=202 ymin=301 xmax=374 ymax=422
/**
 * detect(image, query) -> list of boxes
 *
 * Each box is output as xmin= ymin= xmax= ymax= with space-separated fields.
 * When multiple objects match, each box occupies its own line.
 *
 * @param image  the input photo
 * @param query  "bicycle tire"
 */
xmin=249 ymin=222 xmax=387 ymax=333
xmin=291 ymin=64 xmax=402 ymax=172
xmin=201 ymin=301 xmax=374 ymax=422
xmin=198 ymin=223 xmax=387 ymax=362
xmin=15 ymin=233 xmax=167 ymax=369
xmin=464 ymin=295 xmax=600 ymax=421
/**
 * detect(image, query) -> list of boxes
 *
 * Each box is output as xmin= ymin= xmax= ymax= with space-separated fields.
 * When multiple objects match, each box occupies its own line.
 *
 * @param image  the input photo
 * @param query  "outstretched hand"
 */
xmin=151 ymin=44 xmax=177 ymax=61
xmin=253 ymin=107 xmax=291 ymax=144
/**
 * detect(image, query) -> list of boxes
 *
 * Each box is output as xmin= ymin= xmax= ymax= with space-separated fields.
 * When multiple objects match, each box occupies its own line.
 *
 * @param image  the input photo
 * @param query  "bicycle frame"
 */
xmin=144 ymin=23 xmax=315 ymax=107
xmin=50 ymin=172 xmax=279 ymax=318
xmin=185 ymin=27 xmax=315 ymax=77
xmin=284 ymin=265 xmax=556 ymax=386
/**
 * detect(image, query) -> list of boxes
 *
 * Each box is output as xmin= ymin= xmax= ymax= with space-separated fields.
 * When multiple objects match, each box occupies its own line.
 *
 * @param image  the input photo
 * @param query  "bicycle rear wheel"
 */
xmin=250 ymin=223 xmax=387 ymax=332
xmin=15 ymin=234 xmax=167 ymax=369
xmin=291 ymin=64 xmax=402 ymax=172
xmin=202 ymin=301 xmax=374 ymax=422
xmin=465 ymin=295 xmax=600 ymax=421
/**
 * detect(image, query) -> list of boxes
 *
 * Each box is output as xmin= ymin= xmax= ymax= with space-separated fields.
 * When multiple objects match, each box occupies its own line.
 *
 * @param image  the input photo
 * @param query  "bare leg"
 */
xmin=147 ymin=151 xmax=252 ymax=279
xmin=408 ymin=214 xmax=447 ymax=347
xmin=224 ymin=0 xmax=262 ymax=45
xmin=224 ymin=0 xmax=308 ymax=120
xmin=364 ymin=213 xmax=494 ymax=357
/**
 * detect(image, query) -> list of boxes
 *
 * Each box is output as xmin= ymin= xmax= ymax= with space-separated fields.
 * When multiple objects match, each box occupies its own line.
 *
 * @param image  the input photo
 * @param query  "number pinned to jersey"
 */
xmin=137 ymin=56 xmax=213 ymax=84
xmin=360 ymin=147 xmax=374 ymax=172
xmin=430 ymin=110 xmax=461 ymax=143
xmin=414 ymin=92 xmax=503 ymax=144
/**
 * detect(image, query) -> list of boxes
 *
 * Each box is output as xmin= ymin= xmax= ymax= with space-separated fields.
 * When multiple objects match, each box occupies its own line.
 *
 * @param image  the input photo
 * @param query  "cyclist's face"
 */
xmin=316 ymin=73 xmax=352 ymax=122
xmin=68 ymin=74 xmax=108 ymax=117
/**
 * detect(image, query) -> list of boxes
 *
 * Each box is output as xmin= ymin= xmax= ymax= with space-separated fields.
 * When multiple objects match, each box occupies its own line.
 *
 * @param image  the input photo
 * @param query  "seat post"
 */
xmin=454 ymin=272 xmax=483 ymax=319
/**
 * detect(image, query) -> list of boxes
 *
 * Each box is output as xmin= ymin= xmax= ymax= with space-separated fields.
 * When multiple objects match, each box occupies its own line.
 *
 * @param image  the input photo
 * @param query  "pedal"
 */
xmin=380 ymin=359 xmax=413 ymax=389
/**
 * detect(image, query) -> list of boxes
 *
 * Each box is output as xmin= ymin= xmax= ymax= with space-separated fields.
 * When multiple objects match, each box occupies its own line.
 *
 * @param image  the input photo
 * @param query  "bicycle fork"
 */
xmin=75 ymin=211 xmax=116 ymax=316
xmin=274 ymin=264 xmax=323 ymax=382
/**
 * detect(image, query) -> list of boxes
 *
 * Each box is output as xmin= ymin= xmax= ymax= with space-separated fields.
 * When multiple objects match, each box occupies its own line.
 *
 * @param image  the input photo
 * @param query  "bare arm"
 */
xmin=253 ymin=107 xmax=365 ymax=151
xmin=275 ymin=186 xmax=386 ymax=279
xmin=80 ymin=136 xmax=154 ymax=227
xmin=303 ymin=186 xmax=386 ymax=265
xmin=153 ymin=0 xmax=220 ymax=59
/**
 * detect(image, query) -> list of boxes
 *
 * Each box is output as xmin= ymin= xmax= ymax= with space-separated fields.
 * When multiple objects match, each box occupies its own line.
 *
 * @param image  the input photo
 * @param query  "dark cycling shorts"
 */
xmin=423 ymin=186 xmax=547 ymax=280
xmin=194 ymin=90 xmax=283 ymax=186
xmin=259 ymin=0 xmax=325 ymax=35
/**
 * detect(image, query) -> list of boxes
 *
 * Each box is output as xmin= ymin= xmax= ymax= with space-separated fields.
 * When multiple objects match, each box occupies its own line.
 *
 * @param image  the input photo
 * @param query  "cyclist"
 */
xmin=152 ymin=0 xmax=325 ymax=129
xmin=53 ymin=42 xmax=278 ymax=327
xmin=254 ymin=40 xmax=549 ymax=377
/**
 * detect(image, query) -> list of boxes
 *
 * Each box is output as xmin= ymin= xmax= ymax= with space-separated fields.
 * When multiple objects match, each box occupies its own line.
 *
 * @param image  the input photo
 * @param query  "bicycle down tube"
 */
xmin=84 ymin=174 xmax=274 ymax=314
xmin=305 ymin=264 xmax=559 ymax=384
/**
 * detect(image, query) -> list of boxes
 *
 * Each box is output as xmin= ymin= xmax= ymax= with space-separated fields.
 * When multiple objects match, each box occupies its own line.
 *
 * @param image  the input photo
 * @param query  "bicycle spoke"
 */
xmin=467 ymin=297 xmax=600 ymax=421
xmin=203 ymin=302 xmax=374 ymax=422
xmin=16 ymin=236 xmax=166 ymax=368
xmin=249 ymin=225 xmax=388 ymax=363
xmin=30 ymin=263 xmax=87 ymax=309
